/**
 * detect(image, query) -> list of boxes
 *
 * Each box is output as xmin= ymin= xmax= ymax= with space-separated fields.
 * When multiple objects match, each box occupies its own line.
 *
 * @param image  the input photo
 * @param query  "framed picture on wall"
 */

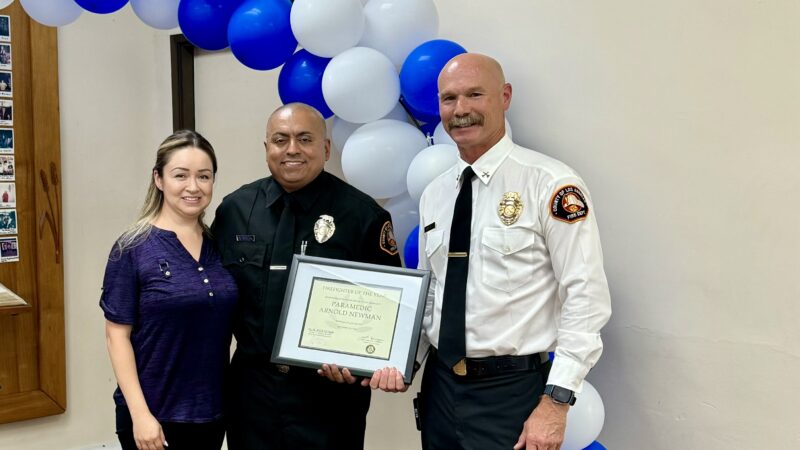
xmin=0 ymin=182 xmax=13 ymax=208
xmin=0 ymin=99 xmax=10 ymax=125
xmin=0 ymin=43 xmax=10 ymax=70
xmin=0 ymin=16 xmax=11 ymax=42
xmin=0 ymin=236 xmax=18 ymax=262
xmin=0 ymin=128 xmax=11 ymax=153
xmin=0 ymin=208 xmax=16 ymax=234
xmin=0 ymin=71 xmax=11 ymax=97
xmin=0 ymin=16 xmax=8 ymax=42
xmin=0 ymin=154 xmax=12 ymax=180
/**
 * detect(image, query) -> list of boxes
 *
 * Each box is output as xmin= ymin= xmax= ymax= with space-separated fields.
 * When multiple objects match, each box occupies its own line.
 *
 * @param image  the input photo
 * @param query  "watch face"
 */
xmin=547 ymin=385 xmax=575 ymax=404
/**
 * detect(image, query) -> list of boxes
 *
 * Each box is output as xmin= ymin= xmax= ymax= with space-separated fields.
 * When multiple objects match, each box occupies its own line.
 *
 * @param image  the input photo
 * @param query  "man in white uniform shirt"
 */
xmin=411 ymin=53 xmax=612 ymax=449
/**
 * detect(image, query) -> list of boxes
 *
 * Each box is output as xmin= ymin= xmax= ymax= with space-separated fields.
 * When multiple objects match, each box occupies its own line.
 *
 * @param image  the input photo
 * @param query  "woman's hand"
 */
xmin=132 ymin=411 xmax=167 ymax=450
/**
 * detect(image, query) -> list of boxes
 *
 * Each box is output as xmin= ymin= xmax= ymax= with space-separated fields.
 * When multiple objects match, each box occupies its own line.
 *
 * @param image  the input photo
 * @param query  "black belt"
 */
xmin=435 ymin=349 xmax=549 ymax=378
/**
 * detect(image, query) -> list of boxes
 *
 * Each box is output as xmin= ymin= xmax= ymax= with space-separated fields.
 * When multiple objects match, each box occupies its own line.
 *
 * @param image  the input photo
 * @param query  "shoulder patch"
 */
xmin=379 ymin=221 xmax=399 ymax=255
xmin=550 ymin=185 xmax=589 ymax=224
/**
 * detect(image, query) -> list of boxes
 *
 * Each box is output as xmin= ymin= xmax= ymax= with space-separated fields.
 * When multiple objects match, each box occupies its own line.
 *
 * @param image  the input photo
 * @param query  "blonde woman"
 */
xmin=101 ymin=130 xmax=237 ymax=450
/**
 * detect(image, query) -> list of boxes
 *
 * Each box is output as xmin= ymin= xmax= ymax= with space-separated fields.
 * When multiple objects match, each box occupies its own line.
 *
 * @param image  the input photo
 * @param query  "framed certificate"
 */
xmin=272 ymin=255 xmax=430 ymax=383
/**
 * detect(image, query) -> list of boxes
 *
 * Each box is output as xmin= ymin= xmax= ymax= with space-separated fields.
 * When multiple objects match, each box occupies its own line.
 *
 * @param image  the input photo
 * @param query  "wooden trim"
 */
xmin=0 ymin=304 xmax=32 ymax=316
xmin=170 ymin=34 xmax=195 ymax=131
xmin=0 ymin=390 xmax=63 ymax=424
xmin=29 ymin=15 xmax=66 ymax=414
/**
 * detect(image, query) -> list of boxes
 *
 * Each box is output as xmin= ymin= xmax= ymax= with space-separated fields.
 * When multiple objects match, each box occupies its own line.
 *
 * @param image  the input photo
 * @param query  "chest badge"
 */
xmin=498 ymin=192 xmax=523 ymax=225
xmin=313 ymin=215 xmax=336 ymax=244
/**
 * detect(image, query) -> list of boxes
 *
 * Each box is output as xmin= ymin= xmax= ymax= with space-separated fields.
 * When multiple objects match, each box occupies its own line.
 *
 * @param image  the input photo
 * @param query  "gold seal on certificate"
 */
xmin=300 ymin=278 xmax=400 ymax=360
xmin=272 ymin=255 xmax=431 ymax=383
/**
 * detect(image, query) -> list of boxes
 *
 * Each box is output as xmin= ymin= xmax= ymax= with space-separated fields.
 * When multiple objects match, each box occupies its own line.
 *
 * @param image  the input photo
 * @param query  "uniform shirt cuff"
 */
xmin=546 ymin=356 xmax=590 ymax=393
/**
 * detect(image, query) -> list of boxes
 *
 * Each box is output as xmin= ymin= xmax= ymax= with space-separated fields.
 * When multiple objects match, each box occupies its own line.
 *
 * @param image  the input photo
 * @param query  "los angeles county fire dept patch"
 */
xmin=379 ymin=221 xmax=399 ymax=255
xmin=550 ymin=185 xmax=589 ymax=224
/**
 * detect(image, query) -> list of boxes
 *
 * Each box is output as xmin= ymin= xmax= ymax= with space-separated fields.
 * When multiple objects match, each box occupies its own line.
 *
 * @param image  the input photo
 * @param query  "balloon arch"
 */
xmin=19 ymin=1 xmax=606 ymax=447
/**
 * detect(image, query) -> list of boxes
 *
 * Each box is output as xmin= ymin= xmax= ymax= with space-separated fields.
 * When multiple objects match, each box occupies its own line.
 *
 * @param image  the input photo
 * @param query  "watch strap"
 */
xmin=544 ymin=384 xmax=576 ymax=406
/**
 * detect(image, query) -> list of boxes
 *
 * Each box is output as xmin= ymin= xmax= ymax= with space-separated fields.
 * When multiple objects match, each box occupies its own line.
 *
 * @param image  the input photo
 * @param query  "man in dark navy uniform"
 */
xmin=212 ymin=103 xmax=402 ymax=449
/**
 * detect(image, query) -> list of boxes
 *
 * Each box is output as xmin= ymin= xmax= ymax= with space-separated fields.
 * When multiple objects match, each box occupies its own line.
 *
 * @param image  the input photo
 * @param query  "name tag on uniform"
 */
xmin=423 ymin=222 xmax=436 ymax=233
xmin=235 ymin=234 xmax=256 ymax=242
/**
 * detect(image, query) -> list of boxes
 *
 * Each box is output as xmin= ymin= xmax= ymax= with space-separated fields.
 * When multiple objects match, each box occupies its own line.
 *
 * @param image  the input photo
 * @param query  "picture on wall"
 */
xmin=0 ymin=70 xmax=11 ymax=97
xmin=0 ymin=98 xmax=10 ymax=125
xmin=0 ymin=43 xmax=10 ymax=70
xmin=0 ymin=154 xmax=13 ymax=180
xmin=0 ymin=16 xmax=8 ymax=42
xmin=0 ymin=128 xmax=11 ymax=153
xmin=0 ymin=182 xmax=13 ymax=208
xmin=0 ymin=208 xmax=16 ymax=234
xmin=0 ymin=236 xmax=17 ymax=263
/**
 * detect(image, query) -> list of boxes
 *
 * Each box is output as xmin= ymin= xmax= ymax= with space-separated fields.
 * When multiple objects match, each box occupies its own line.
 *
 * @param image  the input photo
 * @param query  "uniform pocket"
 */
xmin=424 ymin=229 xmax=447 ymax=279
xmin=480 ymin=227 xmax=535 ymax=292
xmin=222 ymin=240 xmax=268 ymax=268
xmin=221 ymin=241 xmax=269 ymax=291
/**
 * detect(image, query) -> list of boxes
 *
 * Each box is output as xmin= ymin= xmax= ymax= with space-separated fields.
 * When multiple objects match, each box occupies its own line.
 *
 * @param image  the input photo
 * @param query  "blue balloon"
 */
xmin=401 ymin=94 xmax=439 ymax=125
xmin=549 ymin=351 xmax=555 ymax=361
xmin=403 ymin=225 xmax=420 ymax=269
xmin=418 ymin=121 xmax=438 ymax=141
xmin=400 ymin=39 xmax=467 ymax=123
xmin=228 ymin=0 xmax=297 ymax=71
xmin=179 ymin=0 xmax=243 ymax=51
xmin=75 ymin=0 xmax=128 ymax=14
xmin=583 ymin=441 xmax=607 ymax=450
xmin=278 ymin=49 xmax=333 ymax=118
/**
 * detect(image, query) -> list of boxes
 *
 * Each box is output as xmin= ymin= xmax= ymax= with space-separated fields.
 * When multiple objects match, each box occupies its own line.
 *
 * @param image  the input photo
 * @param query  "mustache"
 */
xmin=448 ymin=114 xmax=484 ymax=128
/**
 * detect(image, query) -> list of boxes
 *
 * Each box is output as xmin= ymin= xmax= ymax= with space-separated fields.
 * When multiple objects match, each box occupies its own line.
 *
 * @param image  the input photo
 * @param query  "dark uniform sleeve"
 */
xmin=360 ymin=209 xmax=402 ymax=268
xmin=210 ymin=203 xmax=227 ymax=254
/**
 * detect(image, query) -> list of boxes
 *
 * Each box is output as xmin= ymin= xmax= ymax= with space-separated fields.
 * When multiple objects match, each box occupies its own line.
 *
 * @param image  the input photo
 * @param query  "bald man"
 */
xmin=413 ymin=54 xmax=612 ymax=449
xmin=212 ymin=103 xmax=401 ymax=449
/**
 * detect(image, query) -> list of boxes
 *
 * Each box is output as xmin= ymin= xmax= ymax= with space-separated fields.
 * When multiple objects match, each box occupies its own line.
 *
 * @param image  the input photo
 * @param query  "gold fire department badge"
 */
xmin=497 ymin=192 xmax=523 ymax=225
xmin=313 ymin=215 xmax=335 ymax=243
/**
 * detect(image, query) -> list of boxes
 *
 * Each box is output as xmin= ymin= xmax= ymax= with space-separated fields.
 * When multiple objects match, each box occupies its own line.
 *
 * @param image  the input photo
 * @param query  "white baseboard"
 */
xmin=78 ymin=444 xmax=122 ymax=450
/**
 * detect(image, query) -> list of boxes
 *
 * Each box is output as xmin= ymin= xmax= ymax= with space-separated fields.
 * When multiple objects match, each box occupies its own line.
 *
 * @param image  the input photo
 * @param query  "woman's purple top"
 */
xmin=100 ymin=227 xmax=237 ymax=423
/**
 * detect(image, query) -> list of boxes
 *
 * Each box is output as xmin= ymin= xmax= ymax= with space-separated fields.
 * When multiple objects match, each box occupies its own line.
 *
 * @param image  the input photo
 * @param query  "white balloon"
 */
xmin=0 ymin=1 xmax=14 ymax=10
xmin=383 ymin=192 xmax=419 ymax=256
xmin=359 ymin=0 xmax=438 ymax=67
xmin=432 ymin=118 xmax=513 ymax=146
xmin=291 ymin=0 xmax=364 ymax=58
xmin=331 ymin=117 xmax=361 ymax=153
xmin=383 ymin=102 xmax=409 ymax=122
xmin=342 ymin=119 xmax=427 ymax=199
xmin=562 ymin=381 xmax=605 ymax=450
xmin=432 ymin=121 xmax=455 ymax=146
xmin=406 ymin=144 xmax=458 ymax=203
xmin=322 ymin=47 xmax=400 ymax=123
xmin=131 ymin=0 xmax=179 ymax=30
xmin=20 ymin=0 xmax=82 ymax=27
xmin=331 ymin=103 xmax=407 ymax=153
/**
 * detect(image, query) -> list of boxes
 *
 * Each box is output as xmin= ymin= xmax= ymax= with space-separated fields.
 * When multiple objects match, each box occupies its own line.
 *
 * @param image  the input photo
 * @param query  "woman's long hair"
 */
xmin=113 ymin=130 xmax=217 ymax=257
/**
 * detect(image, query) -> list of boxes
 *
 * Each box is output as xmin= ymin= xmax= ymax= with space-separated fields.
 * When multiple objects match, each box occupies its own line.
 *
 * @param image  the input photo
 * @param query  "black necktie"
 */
xmin=264 ymin=193 xmax=296 ymax=347
xmin=438 ymin=166 xmax=475 ymax=370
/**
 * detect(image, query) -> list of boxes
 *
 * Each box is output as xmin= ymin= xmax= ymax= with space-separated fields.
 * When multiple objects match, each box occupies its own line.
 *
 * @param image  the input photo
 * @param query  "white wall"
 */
xmin=1 ymin=1 xmax=798 ymax=449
